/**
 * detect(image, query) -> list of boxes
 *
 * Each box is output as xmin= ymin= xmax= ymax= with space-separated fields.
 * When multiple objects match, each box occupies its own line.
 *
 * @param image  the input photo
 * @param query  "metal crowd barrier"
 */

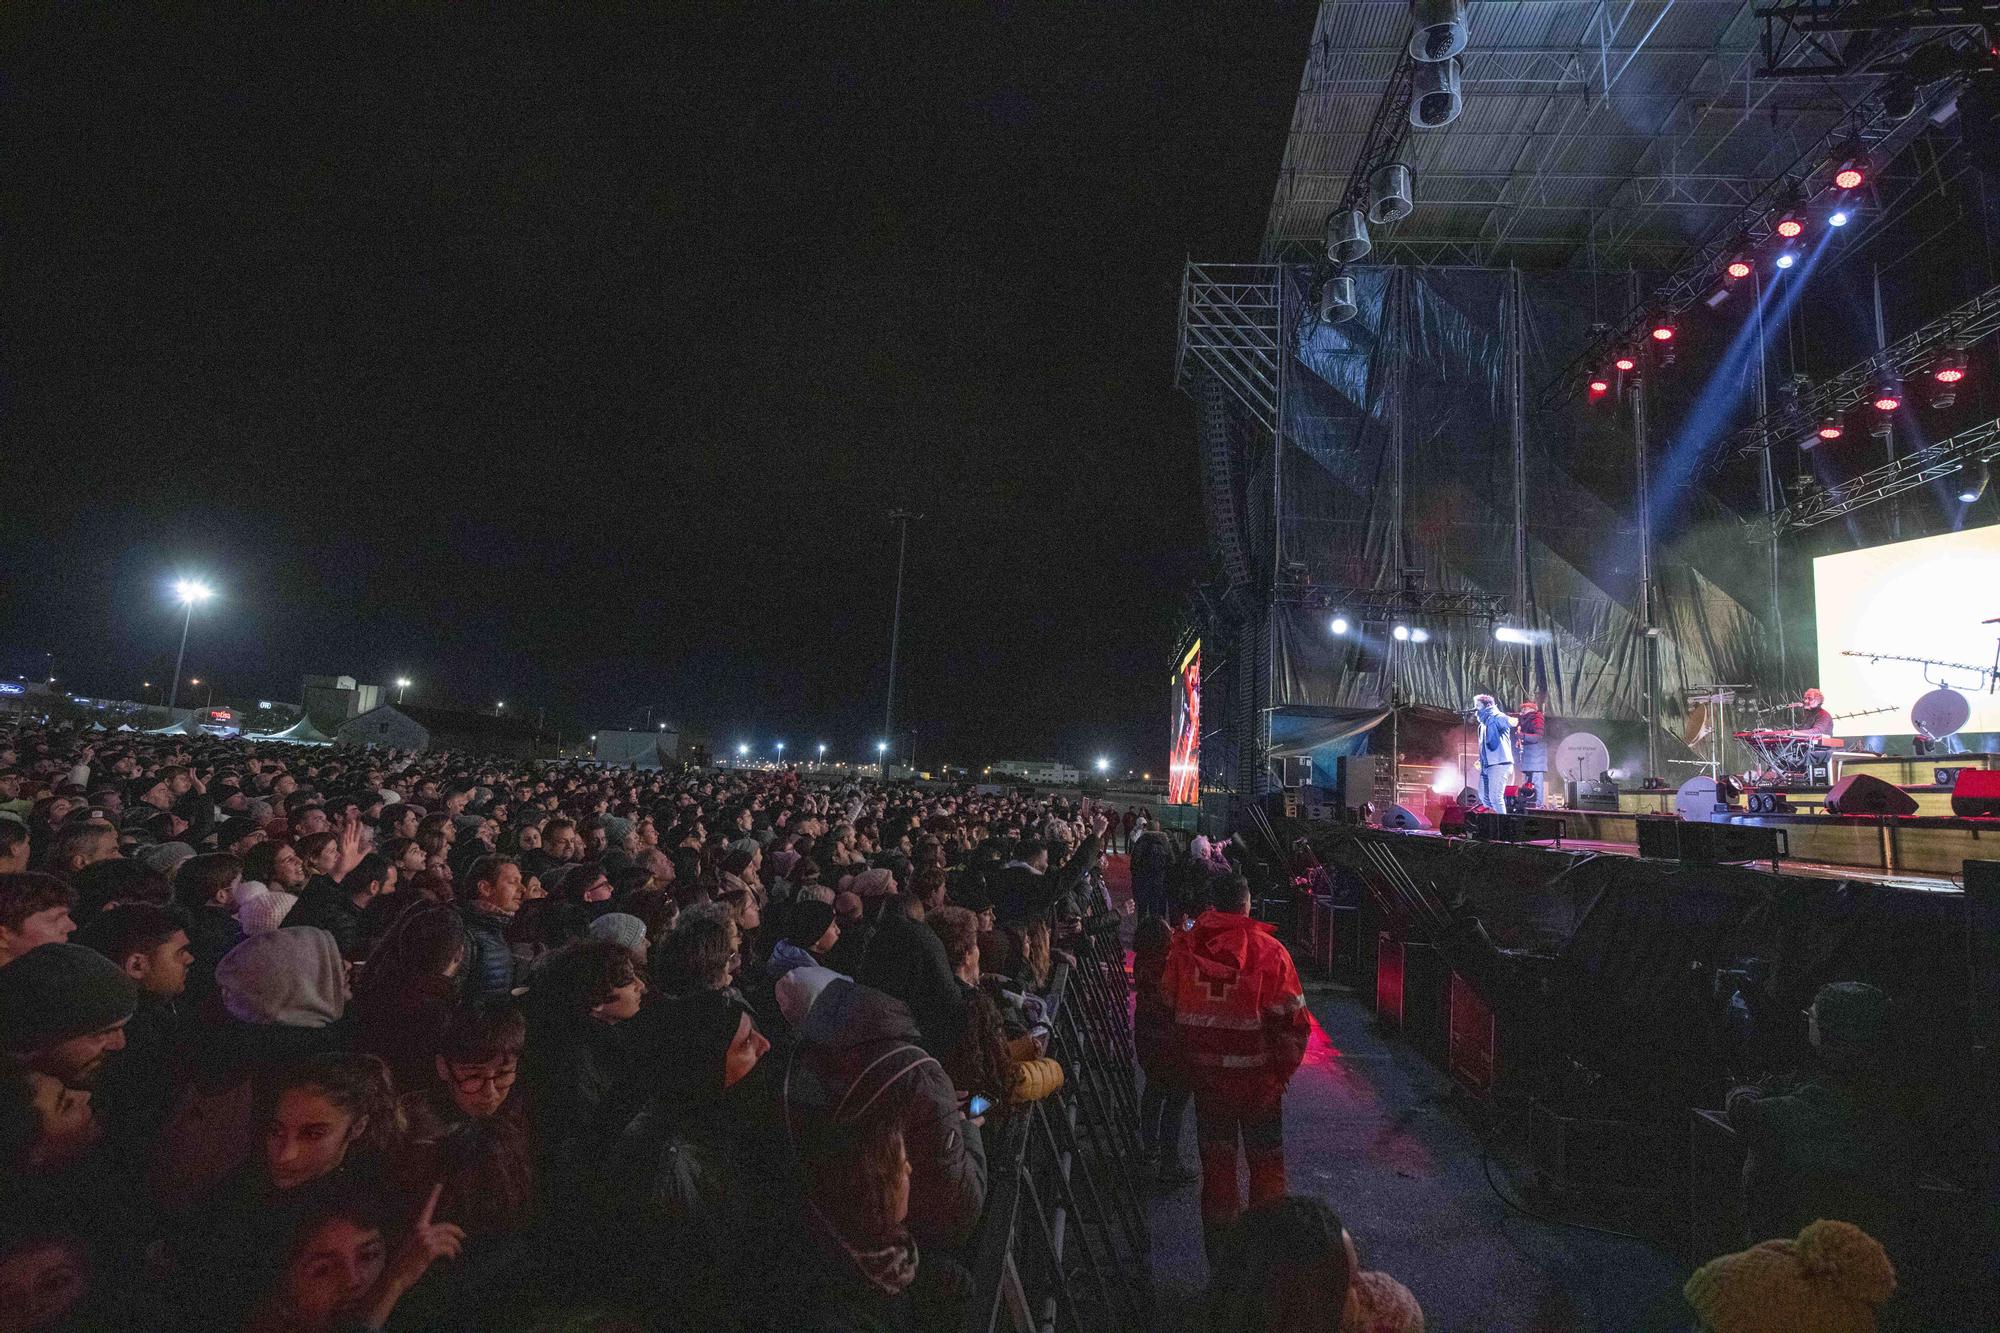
xmin=962 ymin=919 xmax=1153 ymax=1333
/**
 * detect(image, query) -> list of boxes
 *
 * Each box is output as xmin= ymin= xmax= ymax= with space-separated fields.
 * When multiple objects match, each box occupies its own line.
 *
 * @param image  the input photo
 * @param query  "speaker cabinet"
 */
xmin=1335 ymin=755 xmax=1375 ymax=811
xmin=1380 ymin=803 xmax=1434 ymax=831
xmin=1951 ymin=770 xmax=2000 ymax=817
xmin=1826 ymin=773 xmax=1920 ymax=816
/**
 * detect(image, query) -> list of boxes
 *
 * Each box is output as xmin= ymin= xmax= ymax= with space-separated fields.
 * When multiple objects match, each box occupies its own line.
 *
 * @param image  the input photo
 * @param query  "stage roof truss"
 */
xmin=1774 ymin=417 xmax=2000 ymax=531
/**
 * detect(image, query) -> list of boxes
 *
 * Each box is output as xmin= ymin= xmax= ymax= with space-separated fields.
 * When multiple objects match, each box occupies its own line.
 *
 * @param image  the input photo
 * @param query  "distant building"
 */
xmin=303 ymin=676 xmax=385 ymax=731
xmin=990 ymin=758 xmax=1082 ymax=786
xmin=336 ymin=704 xmax=551 ymax=759
xmin=592 ymin=728 xmax=681 ymax=769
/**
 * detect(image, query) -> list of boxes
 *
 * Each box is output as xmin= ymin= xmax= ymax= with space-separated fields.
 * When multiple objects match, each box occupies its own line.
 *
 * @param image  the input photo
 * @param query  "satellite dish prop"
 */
xmin=1911 ymin=687 xmax=1970 ymax=742
xmin=1676 ymin=776 xmax=1732 ymax=823
xmin=1554 ymin=732 xmax=1611 ymax=785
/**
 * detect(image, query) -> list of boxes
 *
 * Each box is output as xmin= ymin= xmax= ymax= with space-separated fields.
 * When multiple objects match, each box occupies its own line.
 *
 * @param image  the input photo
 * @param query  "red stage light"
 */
xmin=1817 ymin=417 xmax=1844 ymax=441
xmin=1834 ymin=163 xmax=1865 ymax=190
xmin=1936 ymin=366 xmax=1966 ymax=384
xmin=1933 ymin=347 xmax=1968 ymax=384
xmin=1588 ymin=377 xmax=1610 ymax=396
xmin=1872 ymin=385 xmax=1902 ymax=412
xmin=1725 ymin=259 xmax=1753 ymax=281
xmin=1775 ymin=213 xmax=1805 ymax=239
xmin=1649 ymin=321 xmax=1675 ymax=342
xmin=1613 ymin=352 xmax=1637 ymax=372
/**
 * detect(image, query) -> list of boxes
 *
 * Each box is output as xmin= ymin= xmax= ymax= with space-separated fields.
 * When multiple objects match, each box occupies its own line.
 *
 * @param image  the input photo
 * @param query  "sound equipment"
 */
xmin=1968 ymin=861 xmax=2000 ymax=1050
xmin=1951 ymin=769 xmax=2000 ymax=818
xmin=1635 ymin=816 xmax=1788 ymax=866
xmin=1466 ymin=811 xmax=1566 ymax=845
xmin=1335 ymin=755 xmax=1375 ymax=811
xmin=1825 ymin=773 xmax=1920 ymax=817
xmin=1270 ymin=755 xmax=1313 ymax=789
xmin=1380 ymin=803 xmax=1433 ymax=831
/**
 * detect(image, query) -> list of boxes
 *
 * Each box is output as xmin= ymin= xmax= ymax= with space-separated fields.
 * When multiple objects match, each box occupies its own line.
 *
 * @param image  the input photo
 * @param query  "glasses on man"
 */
xmin=447 ymin=1061 xmax=518 ymax=1093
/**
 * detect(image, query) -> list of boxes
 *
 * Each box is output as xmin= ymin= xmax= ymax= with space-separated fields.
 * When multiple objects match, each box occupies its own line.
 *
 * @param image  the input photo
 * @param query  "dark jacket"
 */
xmin=285 ymin=876 xmax=364 ymax=959
xmin=461 ymin=904 xmax=517 ymax=1001
xmin=1129 ymin=831 xmax=1173 ymax=916
xmin=352 ymin=971 xmax=460 ymax=1094
xmin=97 ymin=992 xmax=189 ymax=1174
xmin=782 ymin=977 xmax=986 ymax=1248
xmin=181 ymin=905 xmax=244 ymax=1006
xmin=856 ymin=909 xmax=968 ymax=1059
xmin=992 ymin=833 xmax=1102 ymax=925
xmin=519 ymin=1000 xmax=632 ymax=1180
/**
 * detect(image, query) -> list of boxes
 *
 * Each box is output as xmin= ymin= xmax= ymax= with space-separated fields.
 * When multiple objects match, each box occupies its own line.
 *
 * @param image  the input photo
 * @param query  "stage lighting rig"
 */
xmin=1871 ymin=380 xmax=1903 ymax=412
xmin=1588 ymin=375 xmax=1610 ymax=400
xmin=1725 ymin=257 xmax=1754 ymax=282
xmin=1775 ymin=251 xmax=1798 ymax=270
xmin=1774 ymin=209 xmax=1805 ymax=239
xmin=1828 ymin=208 xmax=1851 ymax=227
xmin=1613 ymin=350 xmax=1637 ymax=373
xmin=1329 ymin=615 xmax=1351 ymax=636
xmin=1833 ymin=158 xmax=1867 ymax=191
xmin=1959 ymin=460 xmax=1990 ymax=504
xmin=1649 ymin=318 xmax=1676 ymax=343
xmin=1932 ymin=346 xmax=1967 ymax=384
xmin=1815 ymin=416 xmax=1845 ymax=444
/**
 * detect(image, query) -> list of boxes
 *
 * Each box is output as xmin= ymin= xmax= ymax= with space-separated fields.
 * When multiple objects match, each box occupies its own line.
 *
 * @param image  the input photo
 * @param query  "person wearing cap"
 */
xmin=1726 ymin=981 xmax=1923 ymax=1256
xmin=1684 ymin=1218 xmax=1895 ymax=1333
xmin=0 ymin=942 xmax=138 ymax=1089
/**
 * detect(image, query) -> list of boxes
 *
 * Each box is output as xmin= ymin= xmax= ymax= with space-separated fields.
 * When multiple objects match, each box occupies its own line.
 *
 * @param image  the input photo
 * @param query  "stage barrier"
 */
xmin=961 ymin=921 xmax=1153 ymax=1333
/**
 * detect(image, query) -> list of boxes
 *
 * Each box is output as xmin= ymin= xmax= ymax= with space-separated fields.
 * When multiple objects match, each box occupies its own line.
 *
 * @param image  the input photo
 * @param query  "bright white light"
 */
xmin=1329 ymin=616 xmax=1350 ymax=636
xmin=737 ymin=743 xmax=750 ymax=756
xmin=775 ymin=741 xmax=785 ymax=753
xmin=1431 ymin=763 xmax=1463 ymax=795
xmin=1392 ymin=624 xmax=1411 ymax=642
xmin=1495 ymin=625 xmax=1528 ymax=644
xmin=258 ymin=700 xmax=274 ymax=709
xmin=817 ymin=743 xmax=827 ymax=756
xmin=173 ymin=579 xmax=214 ymax=605
xmin=1775 ymin=251 xmax=1796 ymax=270
xmin=1095 ymin=756 xmax=1110 ymax=772
xmin=1828 ymin=210 xmax=1849 ymax=227
xmin=396 ymin=677 xmax=413 ymax=688
xmin=1409 ymin=627 xmax=1431 ymax=644
xmin=877 ymin=741 xmax=889 ymax=754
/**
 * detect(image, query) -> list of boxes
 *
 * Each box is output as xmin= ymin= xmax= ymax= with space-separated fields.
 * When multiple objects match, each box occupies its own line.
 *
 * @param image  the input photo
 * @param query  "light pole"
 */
xmin=396 ymin=677 xmax=412 ymax=704
xmin=495 ymin=701 xmax=505 ymax=716
xmin=775 ymin=741 xmax=785 ymax=763
xmin=167 ymin=579 xmax=213 ymax=710
xmin=877 ymin=739 xmax=889 ymax=776
xmin=882 ymin=509 xmax=921 ymax=763
xmin=817 ymin=742 xmax=827 ymax=767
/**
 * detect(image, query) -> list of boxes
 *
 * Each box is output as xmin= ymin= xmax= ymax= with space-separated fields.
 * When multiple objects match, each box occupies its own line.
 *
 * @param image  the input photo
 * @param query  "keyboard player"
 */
xmin=1793 ymin=688 xmax=1834 ymax=737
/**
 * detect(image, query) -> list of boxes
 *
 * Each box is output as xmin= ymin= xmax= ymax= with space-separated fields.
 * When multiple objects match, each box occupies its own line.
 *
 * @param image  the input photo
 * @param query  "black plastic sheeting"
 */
xmin=1264 ymin=265 xmax=1784 ymax=740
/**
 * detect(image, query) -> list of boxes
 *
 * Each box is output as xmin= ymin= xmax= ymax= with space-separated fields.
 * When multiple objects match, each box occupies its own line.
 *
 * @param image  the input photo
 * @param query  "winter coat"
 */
xmin=1132 ymin=940 xmax=1186 ymax=1090
xmin=1129 ymin=831 xmax=1174 ymax=916
xmin=782 ymin=976 xmax=987 ymax=1248
xmin=518 ymin=999 xmax=633 ymax=1179
xmin=393 ymin=1093 xmax=536 ymax=1238
xmin=991 ymin=834 xmax=1102 ymax=925
xmin=352 ymin=970 xmax=460 ymax=1094
xmin=1159 ymin=909 xmax=1308 ymax=1110
xmin=284 ymin=877 xmax=364 ymax=958
xmin=856 ymin=910 xmax=968 ymax=1059
xmin=461 ymin=904 xmax=517 ymax=1001
xmin=181 ymin=904 xmax=244 ymax=1006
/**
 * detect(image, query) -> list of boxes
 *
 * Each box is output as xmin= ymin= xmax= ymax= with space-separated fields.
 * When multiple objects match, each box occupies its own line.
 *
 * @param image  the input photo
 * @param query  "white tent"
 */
xmin=144 ymin=715 xmax=203 ymax=736
xmin=247 ymin=716 xmax=335 ymax=746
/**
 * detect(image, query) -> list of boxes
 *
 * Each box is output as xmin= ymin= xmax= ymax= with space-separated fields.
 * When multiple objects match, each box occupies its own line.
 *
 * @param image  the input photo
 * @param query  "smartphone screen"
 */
xmin=967 ymin=1093 xmax=993 ymax=1118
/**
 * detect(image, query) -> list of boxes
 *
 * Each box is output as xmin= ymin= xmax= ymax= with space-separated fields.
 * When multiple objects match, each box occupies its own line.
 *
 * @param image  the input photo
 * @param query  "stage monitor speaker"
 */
xmin=1380 ymin=804 xmax=1433 ymax=831
xmin=1825 ymin=773 xmax=1920 ymax=817
xmin=1951 ymin=770 xmax=2000 ymax=817
xmin=1968 ymin=861 xmax=2000 ymax=1048
xmin=1635 ymin=815 xmax=1682 ymax=859
xmin=1335 ymin=756 xmax=1374 ymax=810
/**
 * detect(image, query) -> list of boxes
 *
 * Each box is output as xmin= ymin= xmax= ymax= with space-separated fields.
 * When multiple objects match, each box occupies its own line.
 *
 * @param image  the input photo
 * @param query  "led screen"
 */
xmin=1168 ymin=640 xmax=1201 ymax=805
xmin=1814 ymin=524 xmax=2000 ymax=735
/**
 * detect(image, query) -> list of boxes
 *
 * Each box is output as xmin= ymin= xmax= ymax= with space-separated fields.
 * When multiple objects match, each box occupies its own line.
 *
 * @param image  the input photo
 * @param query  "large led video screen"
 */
xmin=1814 ymin=524 xmax=2000 ymax=736
xmin=1168 ymin=640 xmax=1201 ymax=805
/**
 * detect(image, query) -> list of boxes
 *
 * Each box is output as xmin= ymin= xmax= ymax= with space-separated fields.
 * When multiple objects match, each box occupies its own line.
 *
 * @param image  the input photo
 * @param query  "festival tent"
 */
xmin=247 ymin=716 xmax=335 ymax=745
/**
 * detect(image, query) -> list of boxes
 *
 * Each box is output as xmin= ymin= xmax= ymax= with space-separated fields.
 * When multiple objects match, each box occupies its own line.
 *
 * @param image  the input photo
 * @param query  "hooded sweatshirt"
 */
xmin=214 ymin=926 xmax=349 ymax=1027
xmin=1158 ymin=908 xmax=1309 ymax=1109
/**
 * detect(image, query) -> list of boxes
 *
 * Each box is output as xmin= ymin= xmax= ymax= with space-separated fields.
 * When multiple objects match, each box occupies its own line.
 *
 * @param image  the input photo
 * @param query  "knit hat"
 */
xmin=587 ymin=912 xmax=648 ymax=955
xmin=833 ymin=891 xmax=863 ymax=924
xmin=215 ymin=926 xmax=348 ymax=1027
xmin=850 ymin=867 xmax=897 ymax=898
xmin=1684 ymin=1220 xmax=1895 ymax=1333
xmin=1811 ymin=981 xmax=1890 ymax=1051
xmin=140 ymin=841 xmax=198 ymax=877
xmin=775 ymin=965 xmax=846 ymax=1030
xmin=784 ymin=899 xmax=837 ymax=951
xmin=0 ymin=943 xmax=138 ymax=1054
xmin=237 ymin=889 xmax=299 ymax=935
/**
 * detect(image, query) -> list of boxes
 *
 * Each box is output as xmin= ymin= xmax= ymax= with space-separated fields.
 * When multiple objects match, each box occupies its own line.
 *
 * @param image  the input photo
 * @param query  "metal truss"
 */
xmin=1281 ymin=583 xmax=1510 ymax=624
xmin=1176 ymin=263 xmax=1282 ymax=435
xmin=1776 ymin=417 xmax=2000 ymax=530
xmin=1724 ymin=279 xmax=2000 ymax=461
xmin=1757 ymin=1 xmax=1999 ymax=78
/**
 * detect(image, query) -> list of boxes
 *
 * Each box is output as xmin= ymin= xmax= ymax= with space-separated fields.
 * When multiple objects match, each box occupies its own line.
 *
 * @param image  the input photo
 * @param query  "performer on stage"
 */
xmin=1471 ymin=693 xmax=1515 ymax=812
xmin=1795 ymin=688 xmax=1834 ymax=736
xmin=1515 ymin=699 xmax=1547 ymax=809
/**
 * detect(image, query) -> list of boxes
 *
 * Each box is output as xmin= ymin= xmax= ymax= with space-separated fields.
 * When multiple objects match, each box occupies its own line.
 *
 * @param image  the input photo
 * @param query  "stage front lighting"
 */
xmin=1649 ymin=319 xmax=1675 ymax=343
xmin=1775 ymin=211 xmax=1804 ymax=239
xmin=1834 ymin=161 xmax=1866 ymax=190
xmin=1329 ymin=616 xmax=1350 ymax=636
xmin=1725 ymin=258 xmax=1753 ymax=281
xmin=1494 ymin=625 xmax=1527 ymax=645
xmin=1828 ymin=209 xmax=1850 ymax=227
xmin=1816 ymin=417 xmax=1844 ymax=442
xmin=1958 ymin=460 xmax=1991 ymax=504
xmin=1775 ymin=251 xmax=1796 ymax=270
xmin=1613 ymin=350 xmax=1636 ymax=372
xmin=1392 ymin=624 xmax=1411 ymax=642
xmin=1871 ymin=383 xmax=1902 ymax=412
xmin=1409 ymin=627 xmax=1431 ymax=644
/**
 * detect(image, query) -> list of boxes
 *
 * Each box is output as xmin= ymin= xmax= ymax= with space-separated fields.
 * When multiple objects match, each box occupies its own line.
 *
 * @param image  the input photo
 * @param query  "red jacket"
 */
xmin=1160 ymin=909 xmax=1309 ymax=1109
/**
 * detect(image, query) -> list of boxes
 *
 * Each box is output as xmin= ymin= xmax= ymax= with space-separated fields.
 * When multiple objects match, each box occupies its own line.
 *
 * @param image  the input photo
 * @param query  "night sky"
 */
xmin=3 ymin=4 xmax=1315 ymax=767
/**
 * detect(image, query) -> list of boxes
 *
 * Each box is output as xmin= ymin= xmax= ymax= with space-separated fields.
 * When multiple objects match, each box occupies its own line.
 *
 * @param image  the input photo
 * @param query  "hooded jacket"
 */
xmin=781 ymin=976 xmax=986 ymax=1248
xmin=214 ymin=926 xmax=348 ymax=1028
xmin=1158 ymin=908 xmax=1309 ymax=1109
xmin=856 ymin=908 xmax=968 ymax=1059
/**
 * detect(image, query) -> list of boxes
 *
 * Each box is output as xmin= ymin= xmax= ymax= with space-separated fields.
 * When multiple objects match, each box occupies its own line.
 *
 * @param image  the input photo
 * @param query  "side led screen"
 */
xmin=1168 ymin=640 xmax=1201 ymax=805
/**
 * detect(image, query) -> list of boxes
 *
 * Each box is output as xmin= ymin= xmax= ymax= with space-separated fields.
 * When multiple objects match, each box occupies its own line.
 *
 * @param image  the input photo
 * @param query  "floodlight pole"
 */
xmin=883 ymin=509 xmax=921 ymax=765
xmin=1634 ymin=366 xmax=1660 ymax=784
xmin=168 ymin=601 xmax=196 ymax=712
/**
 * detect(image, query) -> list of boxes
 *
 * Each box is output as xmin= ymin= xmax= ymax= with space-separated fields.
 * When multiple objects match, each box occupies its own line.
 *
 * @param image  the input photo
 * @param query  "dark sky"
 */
xmin=3 ymin=4 xmax=1314 ymax=768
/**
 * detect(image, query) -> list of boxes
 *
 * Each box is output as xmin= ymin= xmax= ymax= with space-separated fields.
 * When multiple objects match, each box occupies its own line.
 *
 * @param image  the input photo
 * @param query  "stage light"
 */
xmin=1494 ymin=625 xmax=1527 ymax=644
xmin=1588 ymin=375 xmax=1610 ymax=398
xmin=1828 ymin=209 xmax=1850 ymax=227
xmin=1329 ymin=616 xmax=1350 ymax=636
xmin=1815 ymin=417 xmax=1844 ymax=442
xmin=1409 ymin=627 xmax=1431 ymax=644
xmin=1774 ymin=250 xmax=1796 ymax=270
xmin=1871 ymin=382 xmax=1902 ymax=412
xmin=1392 ymin=624 xmax=1411 ymax=642
xmin=1613 ymin=350 xmax=1636 ymax=373
xmin=1649 ymin=318 xmax=1676 ymax=343
xmin=1932 ymin=347 xmax=1967 ymax=384
xmin=1774 ymin=211 xmax=1805 ymax=239
xmin=1834 ymin=160 xmax=1866 ymax=190
xmin=1725 ymin=258 xmax=1753 ymax=281
xmin=1958 ymin=460 xmax=1991 ymax=504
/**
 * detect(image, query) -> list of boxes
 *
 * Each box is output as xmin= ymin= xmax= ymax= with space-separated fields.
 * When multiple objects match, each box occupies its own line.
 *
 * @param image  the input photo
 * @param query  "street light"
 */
xmin=1095 ymin=756 xmax=1110 ymax=774
xmin=166 ymin=579 xmax=214 ymax=710
xmin=495 ymin=701 xmax=505 ymax=715
xmin=737 ymin=743 xmax=750 ymax=758
xmin=817 ymin=742 xmax=827 ymax=762
xmin=395 ymin=677 xmax=413 ymax=703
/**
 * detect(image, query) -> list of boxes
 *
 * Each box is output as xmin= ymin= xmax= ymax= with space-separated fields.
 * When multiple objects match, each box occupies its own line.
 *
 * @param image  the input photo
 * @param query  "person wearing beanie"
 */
xmin=0 ymin=942 xmax=138 ymax=1088
xmin=1684 ymin=1219 xmax=1895 ymax=1333
xmin=237 ymin=889 xmax=300 ymax=935
xmin=586 ymin=910 xmax=648 ymax=961
xmin=1726 ymin=981 xmax=1921 ymax=1251
xmin=785 ymin=898 xmax=840 ymax=962
xmin=138 ymin=841 xmax=197 ymax=880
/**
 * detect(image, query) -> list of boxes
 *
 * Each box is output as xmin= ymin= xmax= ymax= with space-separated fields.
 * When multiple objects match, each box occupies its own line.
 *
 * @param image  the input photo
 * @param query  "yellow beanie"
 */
xmin=1684 ymin=1220 xmax=1896 ymax=1333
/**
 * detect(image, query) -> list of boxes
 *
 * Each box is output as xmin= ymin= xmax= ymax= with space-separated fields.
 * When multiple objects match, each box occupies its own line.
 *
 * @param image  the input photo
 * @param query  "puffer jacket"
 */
xmin=782 ymin=976 xmax=986 ymax=1248
xmin=460 ymin=905 xmax=516 ymax=1001
xmin=1159 ymin=909 xmax=1309 ymax=1110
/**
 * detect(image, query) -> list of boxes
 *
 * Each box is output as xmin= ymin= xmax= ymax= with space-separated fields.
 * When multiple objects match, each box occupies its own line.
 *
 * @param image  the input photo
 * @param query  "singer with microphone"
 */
xmin=1471 ymin=693 xmax=1516 ymax=812
xmin=1792 ymin=687 xmax=1833 ymax=736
